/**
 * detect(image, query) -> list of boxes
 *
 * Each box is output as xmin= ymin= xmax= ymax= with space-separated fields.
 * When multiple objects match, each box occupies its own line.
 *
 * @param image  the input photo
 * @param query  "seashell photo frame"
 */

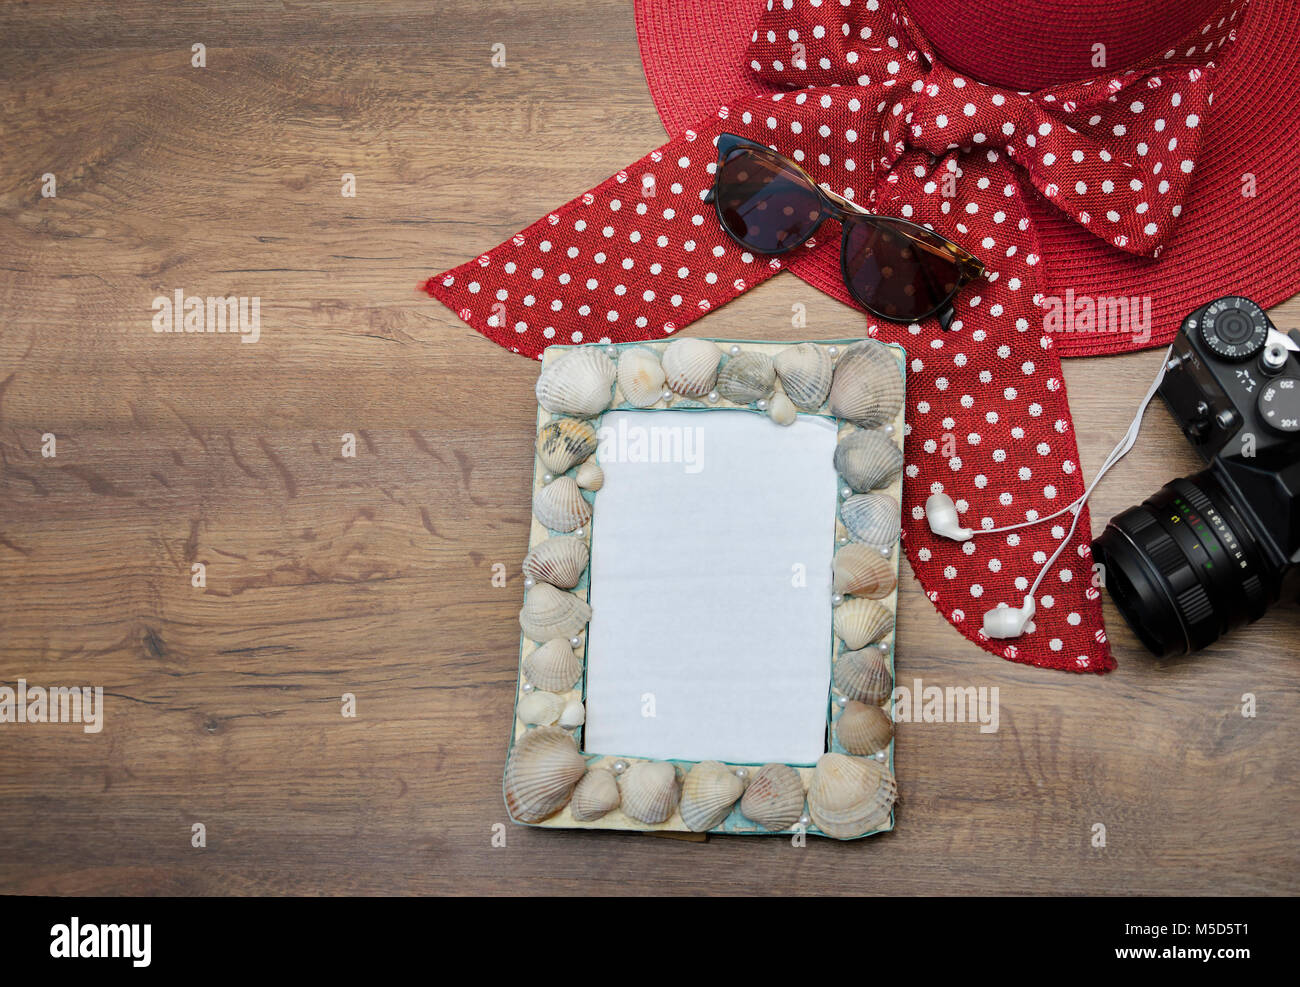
xmin=506 ymin=337 xmax=907 ymax=840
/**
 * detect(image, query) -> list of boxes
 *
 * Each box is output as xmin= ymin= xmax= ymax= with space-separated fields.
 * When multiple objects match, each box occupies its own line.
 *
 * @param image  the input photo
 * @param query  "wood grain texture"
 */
xmin=0 ymin=0 xmax=1296 ymax=896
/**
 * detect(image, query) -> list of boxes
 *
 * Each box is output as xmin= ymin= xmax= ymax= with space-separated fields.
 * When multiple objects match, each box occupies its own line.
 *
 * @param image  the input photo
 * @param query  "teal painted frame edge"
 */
xmin=507 ymin=336 xmax=906 ymax=839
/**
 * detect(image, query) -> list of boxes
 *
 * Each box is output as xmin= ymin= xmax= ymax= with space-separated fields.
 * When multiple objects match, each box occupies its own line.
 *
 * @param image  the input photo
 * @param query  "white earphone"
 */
xmin=923 ymin=347 xmax=1173 ymax=640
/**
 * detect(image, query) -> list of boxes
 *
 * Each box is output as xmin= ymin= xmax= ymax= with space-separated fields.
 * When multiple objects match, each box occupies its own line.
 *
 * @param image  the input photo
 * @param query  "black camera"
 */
xmin=1093 ymin=296 xmax=1300 ymax=656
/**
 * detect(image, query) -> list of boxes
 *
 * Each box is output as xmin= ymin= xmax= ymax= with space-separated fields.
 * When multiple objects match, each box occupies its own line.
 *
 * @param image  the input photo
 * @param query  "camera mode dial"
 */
xmin=1257 ymin=376 xmax=1300 ymax=434
xmin=1199 ymin=296 xmax=1269 ymax=361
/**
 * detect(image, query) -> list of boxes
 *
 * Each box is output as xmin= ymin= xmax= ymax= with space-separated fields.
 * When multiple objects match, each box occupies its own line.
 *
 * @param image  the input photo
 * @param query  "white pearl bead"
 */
xmin=569 ymin=636 xmax=582 ymax=648
xmin=612 ymin=760 xmax=628 ymax=774
xmin=729 ymin=344 xmax=742 ymax=356
xmin=882 ymin=423 xmax=895 ymax=435
xmin=835 ymin=694 xmax=849 ymax=706
xmin=756 ymin=398 xmax=769 ymax=411
xmin=879 ymin=547 xmax=891 ymax=558
xmin=542 ymin=473 xmax=554 ymax=484
xmin=660 ymin=388 xmax=673 ymax=401
xmin=831 ymin=593 xmax=844 ymax=606
xmin=521 ymin=683 xmax=534 ymax=693
xmin=605 ymin=345 xmax=618 ymax=359
xmin=523 ymin=576 xmax=536 ymax=589
xmin=573 ymin=527 xmax=584 ymax=537
xmin=707 ymin=390 xmax=719 ymax=403
xmin=827 ymin=345 xmax=839 ymax=357
xmin=798 ymin=813 xmax=811 ymax=827
xmin=841 ymin=486 xmax=853 ymax=498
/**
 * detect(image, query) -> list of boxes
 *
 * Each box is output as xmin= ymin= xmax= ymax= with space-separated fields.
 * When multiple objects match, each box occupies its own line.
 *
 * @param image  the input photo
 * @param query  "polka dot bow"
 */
xmin=427 ymin=0 xmax=1247 ymax=673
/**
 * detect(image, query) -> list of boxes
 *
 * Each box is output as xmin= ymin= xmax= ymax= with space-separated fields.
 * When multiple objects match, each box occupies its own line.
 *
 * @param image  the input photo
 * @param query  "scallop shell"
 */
xmin=767 ymin=392 xmax=797 ymax=426
xmin=618 ymin=760 xmax=680 ymax=824
xmin=828 ymin=339 xmax=904 ymax=428
xmin=841 ymin=493 xmax=900 ymax=549
xmin=519 ymin=582 xmax=592 ymax=642
xmin=570 ymin=768 xmax=620 ymax=821
xmin=517 ymin=690 xmax=563 ymax=726
xmin=833 ymin=597 xmax=893 ymax=650
xmin=836 ymin=700 xmax=894 ymax=756
xmin=834 ymin=647 xmax=893 ymax=705
xmin=575 ymin=461 xmax=604 ymax=491
xmin=559 ymin=699 xmax=585 ymax=729
xmin=533 ymin=475 xmax=592 ymax=532
xmin=661 ymin=338 xmax=722 ymax=398
xmin=522 ymin=536 xmax=589 ymax=590
xmin=522 ymin=638 xmax=583 ymax=692
xmin=617 ymin=347 xmax=667 ymax=408
xmin=739 ymin=763 xmax=806 ymax=832
xmin=536 ymin=347 xmax=616 ymax=418
xmin=716 ymin=351 xmax=775 ymax=404
xmin=773 ymin=343 xmax=833 ymax=410
xmin=537 ymin=418 xmax=599 ymax=475
xmin=680 ymin=761 xmax=746 ymax=832
xmin=834 ymin=428 xmax=903 ymax=492
xmin=832 ymin=543 xmax=897 ymax=598
xmin=503 ymin=725 xmax=586 ymax=823
xmin=806 ymin=753 xmax=897 ymax=839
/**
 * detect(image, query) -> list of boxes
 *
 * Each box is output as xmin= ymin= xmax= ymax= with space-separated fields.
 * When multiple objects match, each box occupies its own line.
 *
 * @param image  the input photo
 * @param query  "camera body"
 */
xmin=1093 ymin=296 xmax=1300 ymax=656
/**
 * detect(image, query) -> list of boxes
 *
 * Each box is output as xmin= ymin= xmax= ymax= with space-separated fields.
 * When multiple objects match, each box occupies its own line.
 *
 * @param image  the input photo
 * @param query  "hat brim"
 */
xmin=634 ymin=0 xmax=1300 ymax=356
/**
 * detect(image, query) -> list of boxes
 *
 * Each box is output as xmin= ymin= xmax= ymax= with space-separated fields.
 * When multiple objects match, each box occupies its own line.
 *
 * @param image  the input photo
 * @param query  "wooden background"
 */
xmin=1 ymin=1 xmax=1296 ymax=896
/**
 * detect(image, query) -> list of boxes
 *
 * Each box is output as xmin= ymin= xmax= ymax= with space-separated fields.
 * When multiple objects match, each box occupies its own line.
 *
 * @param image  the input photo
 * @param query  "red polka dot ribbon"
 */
xmin=427 ymin=0 xmax=1247 ymax=673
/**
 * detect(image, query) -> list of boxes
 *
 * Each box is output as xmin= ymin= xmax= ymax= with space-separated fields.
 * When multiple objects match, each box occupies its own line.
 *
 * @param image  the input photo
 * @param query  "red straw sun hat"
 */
xmin=632 ymin=0 xmax=1300 ymax=356
xmin=427 ymin=0 xmax=1299 ymax=673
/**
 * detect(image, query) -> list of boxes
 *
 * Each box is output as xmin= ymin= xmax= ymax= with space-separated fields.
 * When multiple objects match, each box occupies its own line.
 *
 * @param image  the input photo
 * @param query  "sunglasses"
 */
xmin=704 ymin=133 xmax=984 ymax=330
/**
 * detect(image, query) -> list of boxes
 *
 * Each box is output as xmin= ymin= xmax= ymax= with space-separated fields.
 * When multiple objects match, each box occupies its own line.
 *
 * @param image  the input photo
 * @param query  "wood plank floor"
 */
xmin=1 ymin=1 xmax=1296 ymax=895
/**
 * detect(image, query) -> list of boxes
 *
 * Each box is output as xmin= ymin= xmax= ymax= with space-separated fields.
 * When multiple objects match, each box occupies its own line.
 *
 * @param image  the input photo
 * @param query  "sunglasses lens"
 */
xmin=843 ymin=218 xmax=964 ymax=321
xmin=716 ymin=148 xmax=825 ymax=252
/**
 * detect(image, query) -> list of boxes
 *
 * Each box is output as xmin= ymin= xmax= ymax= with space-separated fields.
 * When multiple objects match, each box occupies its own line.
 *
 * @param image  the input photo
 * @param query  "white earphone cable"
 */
xmin=1021 ymin=346 xmax=1173 ymax=598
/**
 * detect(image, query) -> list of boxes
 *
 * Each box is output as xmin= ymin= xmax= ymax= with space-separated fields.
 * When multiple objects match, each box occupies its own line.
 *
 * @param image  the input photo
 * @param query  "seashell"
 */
xmin=806 ymin=752 xmax=897 ymax=839
xmin=832 ymin=543 xmax=897 ymax=598
xmin=536 ymin=347 xmax=616 ymax=418
xmin=828 ymin=339 xmax=905 ymax=428
xmin=533 ymin=475 xmax=591 ymax=532
xmin=679 ymin=760 xmax=746 ymax=832
xmin=767 ymin=392 xmax=797 ymax=426
xmin=841 ymin=492 xmax=900 ymax=549
xmin=558 ymin=699 xmax=585 ymax=729
xmin=833 ymin=597 xmax=893 ymax=649
xmin=618 ymin=760 xmax=681 ymax=824
xmin=519 ymin=582 xmax=592 ymax=642
xmin=836 ymin=700 xmax=893 ymax=756
xmin=575 ymin=460 xmax=604 ymax=491
xmin=522 ymin=536 xmax=589 ymax=589
xmin=739 ymin=763 xmax=806 ymax=831
xmin=661 ymin=338 xmax=722 ymax=398
xmin=834 ymin=428 xmax=904 ymax=492
xmin=570 ymin=768 xmax=620 ymax=821
xmin=834 ymin=647 xmax=893 ymax=705
xmin=503 ymin=725 xmax=586 ymax=823
xmin=774 ymin=343 xmax=834 ymax=410
xmin=517 ymin=690 xmax=563 ymax=726
xmin=716 ymin=351 xmax=775 ymax=404
xmin=617 ymin=347 xmax=667 ymax=408
xmin=522 ymin=638 xmax=583 ymax=692
xmin=537 ymin=418 xmax=599 ymax=475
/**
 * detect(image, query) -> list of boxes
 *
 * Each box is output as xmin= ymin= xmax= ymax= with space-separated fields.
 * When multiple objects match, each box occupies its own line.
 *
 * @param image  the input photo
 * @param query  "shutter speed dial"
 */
xmin=1200 ymin=296 xmax=1269 ymax=361
xmin=1257 ymin=376 xmax=1300 ymax=434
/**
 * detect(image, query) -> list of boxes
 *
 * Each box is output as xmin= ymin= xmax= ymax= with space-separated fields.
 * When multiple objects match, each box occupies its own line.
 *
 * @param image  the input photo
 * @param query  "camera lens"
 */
xmin=1091 ymin=470 xmax=1276 ymax=656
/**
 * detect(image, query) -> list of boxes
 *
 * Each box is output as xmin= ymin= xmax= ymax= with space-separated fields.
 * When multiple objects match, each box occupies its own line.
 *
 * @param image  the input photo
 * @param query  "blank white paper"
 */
xmin=583 ymin=409 xmax=838 ymax=765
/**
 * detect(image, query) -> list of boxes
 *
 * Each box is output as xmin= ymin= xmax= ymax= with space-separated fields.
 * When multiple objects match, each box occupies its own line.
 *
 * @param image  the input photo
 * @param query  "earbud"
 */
xmin=982 ymin=595 xmax=1036 ymax=639
xmin=925 ymin=492 xmax=973 ymax=542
